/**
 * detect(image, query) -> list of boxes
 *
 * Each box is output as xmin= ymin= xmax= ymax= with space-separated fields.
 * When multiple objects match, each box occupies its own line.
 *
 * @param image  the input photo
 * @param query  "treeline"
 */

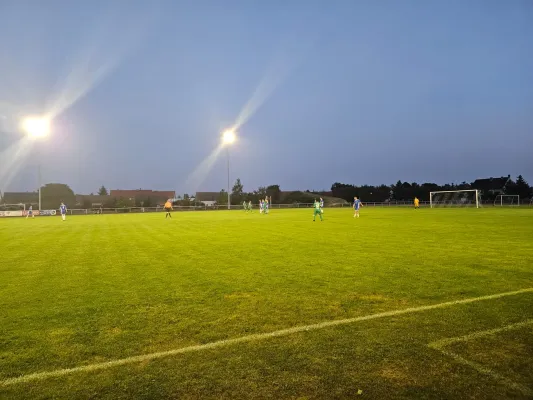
xmin=331 ymin=175 xmax=531 ymax=202
xmin=213 ymin=180 xmax=284 ymax=205
xmin=22 ymin=174 xmax=531 ymax=210
xmin=197 ymin=174 xmax=532 ymax=206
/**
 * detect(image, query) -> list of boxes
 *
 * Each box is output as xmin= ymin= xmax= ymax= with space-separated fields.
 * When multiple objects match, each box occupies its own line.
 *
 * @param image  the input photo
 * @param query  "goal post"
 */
xmin=0 ymin=203 xmax=26 ymax=217
xmin=429 ymin=189 xmax=480 ymax=208
xmin=494 ymin=195 xmax=519 ymax=206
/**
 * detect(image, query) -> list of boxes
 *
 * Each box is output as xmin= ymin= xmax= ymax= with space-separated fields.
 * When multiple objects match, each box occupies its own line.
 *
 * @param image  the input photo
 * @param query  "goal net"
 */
xmin=0 ymin=203 xmax=26 ymax=211
xmin=430 ymin=190 xmax=480 ymax=208
xmin=494 ymin=195 xmax=519 ymax=206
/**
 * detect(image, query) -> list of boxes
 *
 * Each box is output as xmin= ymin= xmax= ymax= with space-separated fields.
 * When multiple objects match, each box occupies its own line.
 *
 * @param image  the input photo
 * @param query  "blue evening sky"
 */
xmin=1 ymin=0 xmax=532 ymax=195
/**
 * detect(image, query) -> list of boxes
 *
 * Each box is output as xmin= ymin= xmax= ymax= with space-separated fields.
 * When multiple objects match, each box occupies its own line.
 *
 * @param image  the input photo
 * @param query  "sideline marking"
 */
xmin=1 ymin=287 xmax=532 ymax=387
xmin=429 ymin=320 xmax=533 ymax=397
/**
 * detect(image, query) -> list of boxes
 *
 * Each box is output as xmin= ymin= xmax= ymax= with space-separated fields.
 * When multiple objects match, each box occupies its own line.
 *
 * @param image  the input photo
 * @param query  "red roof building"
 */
xmin=110 ymin=189 xmax=176 ymax=203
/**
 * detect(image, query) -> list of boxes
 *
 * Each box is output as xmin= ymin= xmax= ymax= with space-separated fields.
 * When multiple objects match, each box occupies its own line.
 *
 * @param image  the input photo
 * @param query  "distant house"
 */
xmin=471 ymin=175 xmax=511 ymax=195
xmin=1 ymin=191 xmax=39 ymax=205
xmin=110 ymin=189 xmax=176 ymax=205
xmin=195 ymin=192 xmax=220 ymax=205
xmin=75 ymin=195 xmax=111 ymax=207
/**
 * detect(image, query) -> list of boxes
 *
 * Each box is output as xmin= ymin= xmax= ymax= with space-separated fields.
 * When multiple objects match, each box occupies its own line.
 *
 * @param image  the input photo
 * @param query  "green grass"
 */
xmin=1 ymin=207 xmax=532 ymax=399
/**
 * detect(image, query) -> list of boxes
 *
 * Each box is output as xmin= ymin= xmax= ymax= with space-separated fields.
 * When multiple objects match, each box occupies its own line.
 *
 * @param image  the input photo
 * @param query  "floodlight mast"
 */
xmin=22 ymin=116 xmax=51 ymax=212
xmin=222 ymin=130 xmax=236 ymax=210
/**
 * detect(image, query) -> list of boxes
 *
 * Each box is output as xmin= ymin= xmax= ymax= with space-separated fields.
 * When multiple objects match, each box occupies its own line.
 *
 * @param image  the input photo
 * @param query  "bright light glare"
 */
xmin=22 ymin=117 xmax=51 ymax=139
xmin=222 ymin=130 xmax=236 ymax=144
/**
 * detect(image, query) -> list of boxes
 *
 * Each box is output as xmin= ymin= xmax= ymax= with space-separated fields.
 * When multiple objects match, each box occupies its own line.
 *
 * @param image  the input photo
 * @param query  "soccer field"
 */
xmin=1 ymin=208 xmax=532 ymax=399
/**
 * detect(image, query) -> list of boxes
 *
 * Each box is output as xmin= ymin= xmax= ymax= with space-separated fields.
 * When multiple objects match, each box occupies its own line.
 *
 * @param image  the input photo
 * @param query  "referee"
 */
xmin=164 ymin=199 xmax=173 ymax=218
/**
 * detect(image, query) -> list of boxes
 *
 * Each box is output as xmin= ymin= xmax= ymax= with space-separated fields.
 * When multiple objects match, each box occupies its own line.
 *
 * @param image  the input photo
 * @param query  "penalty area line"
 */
xmin=2 ymin=287 xmax=533 ymax=387
xmin=428 ymin=320 xmax=533 ymax=397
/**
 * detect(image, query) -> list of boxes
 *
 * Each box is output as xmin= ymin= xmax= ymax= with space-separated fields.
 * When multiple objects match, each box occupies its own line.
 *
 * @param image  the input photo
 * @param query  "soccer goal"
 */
xmin=0 ymin=203 xmax=26 ymax=217
xmin=494 ymin=195 xmax=519 ymax=206
xmin=0 ymin=203 xmax=26 ymax=211
xmin=429 ymin=190 xmax=480 ymax=208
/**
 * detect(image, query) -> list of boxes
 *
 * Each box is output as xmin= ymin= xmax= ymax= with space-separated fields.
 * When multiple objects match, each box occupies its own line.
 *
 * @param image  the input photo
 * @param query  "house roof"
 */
xmin=75 ymin=195 xmax=111 ymax=205
xmin=109 ymin=189 xmax=176 ymax=199
xmin=195 ymin=192 xmax=220 ymax=201
xmin=471 ymin=176 xmax=510 ymax=190
xmin=1 ymin=192 xmax=39 ymax=204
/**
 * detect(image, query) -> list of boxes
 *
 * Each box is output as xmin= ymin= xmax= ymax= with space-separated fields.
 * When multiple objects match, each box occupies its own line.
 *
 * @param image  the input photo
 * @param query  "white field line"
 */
xmin=428 ymin=320 xmax=533 ymax=397
xmin=429 ymin=319 xmax=533 ymax=349
xmin=1 ymin=287 xmax=532 ymax=387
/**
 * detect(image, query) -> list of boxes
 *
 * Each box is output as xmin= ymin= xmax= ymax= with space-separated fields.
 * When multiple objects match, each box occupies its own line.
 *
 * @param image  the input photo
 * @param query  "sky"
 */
xmin=1 ymin=0 xmax=532 ymax=195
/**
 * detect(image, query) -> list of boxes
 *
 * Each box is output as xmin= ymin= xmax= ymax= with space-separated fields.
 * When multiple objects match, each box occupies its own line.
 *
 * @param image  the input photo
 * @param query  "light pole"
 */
xmin=38 ymin=164 xmax=42 ymax=211
xmin=21 ymin=117 xmax=50 ymax=212
xmin=222 ymin=130 xmax=236 ymax=210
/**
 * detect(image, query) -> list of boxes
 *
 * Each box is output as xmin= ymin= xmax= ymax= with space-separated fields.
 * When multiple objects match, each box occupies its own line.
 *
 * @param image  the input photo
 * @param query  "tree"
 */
xmin=217 ymin=189 xmax=228 ymax=205
xmin=266 ymin=184 xmax=281 ymax=203
xmin=98 ymin=186 xmax=108 ymax=196
xmin=40 ymin=183 xmax=76 ymax=209
xmin=255 ymin=186 xmax=267 ymax=198
xmin=103 ymin=197 xmax=117 ymax=208
xmin=331 ymin=182 xmax=357 ymax=202
xmin=116 ymin=197 xmax=134 ymax=208
xmin=231 ymin=178 xmax=244 ymax=204
xmin=514 ymin=175 xmax=530 ymax=199
xmin=504 ymin=178 xmax=517 ymax=196
xmin=283 ymin=191 xmax=314 ymax=204
xmin=392 ymin=180 xmax=404 ymax=200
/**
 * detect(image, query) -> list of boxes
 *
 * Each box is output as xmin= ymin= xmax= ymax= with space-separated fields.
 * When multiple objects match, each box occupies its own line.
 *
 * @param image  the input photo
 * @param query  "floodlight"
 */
xmin=22 ymin=117 xmax=50 ymax=139
xmin=222 ymin=130 xmax=236 ymax=145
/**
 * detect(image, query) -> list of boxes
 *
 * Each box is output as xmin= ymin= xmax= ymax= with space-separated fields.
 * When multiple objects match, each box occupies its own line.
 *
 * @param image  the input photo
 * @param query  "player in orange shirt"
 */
xmin=414 ymin=197 xmax=420 ymax=209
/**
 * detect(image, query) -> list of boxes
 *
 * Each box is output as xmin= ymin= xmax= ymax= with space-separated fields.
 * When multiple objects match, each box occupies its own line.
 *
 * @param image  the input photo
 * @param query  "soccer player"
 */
xmin=248 ymin=200 xmax=253 ymax=212
xmin=264 ymin=197 xmax=269 ymax=214
xmin=353 ymin=196 xmax=362 ymax=218
xmin=313 ymin=199 xmax=323 ymax=221
xmin=243 ymin=201 xmax=248 ymax=211
xmin=320 ymin=197 xmax=324 ymax=213
xmin=414 ymin=197 xmax=420 ymax=209
xmin=26 ymin=205 xmax=34 ymax=218
xmin=259 ymin=200 xmax=264 ymax=214
xmin=60 ymin=202 xmax=67 ymax=221
xmin=164 ymin=199 xmax=172 ymax=218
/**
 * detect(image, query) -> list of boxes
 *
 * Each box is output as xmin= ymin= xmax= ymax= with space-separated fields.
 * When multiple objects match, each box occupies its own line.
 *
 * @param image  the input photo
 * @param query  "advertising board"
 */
xmin=39 ymin=210 xmax=57 ymax=216
xmin=0 ymin=210 xmax=23 ymax=217
xmin=40 ymin=210 xmax=56 ymax=216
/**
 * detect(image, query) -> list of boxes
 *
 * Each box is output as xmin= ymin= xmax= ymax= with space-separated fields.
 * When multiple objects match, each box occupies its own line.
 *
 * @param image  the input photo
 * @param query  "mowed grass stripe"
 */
xmin=2 ymin=287 xmax=532 ymax=386
xmin=1 ymin=208 xmax=532 ymax=397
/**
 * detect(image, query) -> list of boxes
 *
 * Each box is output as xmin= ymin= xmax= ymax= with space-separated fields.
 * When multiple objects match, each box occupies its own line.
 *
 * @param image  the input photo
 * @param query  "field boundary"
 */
xmin=428 ymin=320 xmax=533 ymax=397
xmin=1 ymin=287 xmax=532 ymax=387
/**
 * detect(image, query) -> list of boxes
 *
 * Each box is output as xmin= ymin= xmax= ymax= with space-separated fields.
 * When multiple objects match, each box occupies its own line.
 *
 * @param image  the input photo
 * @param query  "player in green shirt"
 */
xmin=313 ymin=199 xmax=323 ymax=221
